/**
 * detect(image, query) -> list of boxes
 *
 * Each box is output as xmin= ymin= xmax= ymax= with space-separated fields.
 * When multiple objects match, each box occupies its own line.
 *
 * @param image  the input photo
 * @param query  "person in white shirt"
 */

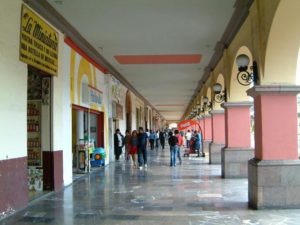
xmin=114 ymin=129 xmax=124 ymax=160
xmin=185 ymin=130 xmax=192 ymax=148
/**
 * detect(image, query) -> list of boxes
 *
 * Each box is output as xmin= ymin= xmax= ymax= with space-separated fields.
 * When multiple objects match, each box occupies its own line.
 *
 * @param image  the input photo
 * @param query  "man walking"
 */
xmin=137 ymin=127 xmax=148 ymax=169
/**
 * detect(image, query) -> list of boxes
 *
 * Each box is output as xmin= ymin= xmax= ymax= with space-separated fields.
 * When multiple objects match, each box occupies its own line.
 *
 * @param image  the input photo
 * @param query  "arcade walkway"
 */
xmin=1 ymin=149 xmax=300 ymax=225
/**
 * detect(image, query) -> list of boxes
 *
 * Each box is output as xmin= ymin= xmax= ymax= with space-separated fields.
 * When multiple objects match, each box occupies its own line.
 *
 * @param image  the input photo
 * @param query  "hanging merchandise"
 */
xmin=27 ymin=100 xmax=42 ymax=167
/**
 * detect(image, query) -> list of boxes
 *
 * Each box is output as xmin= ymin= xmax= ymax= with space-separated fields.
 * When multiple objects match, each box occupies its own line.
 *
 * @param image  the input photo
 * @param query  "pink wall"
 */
xmin=254 ymin=95 xmax=298 ymax=160
xmin=199 ymin=119 xmax=204 ymax=135
xmin=204 ymin=116 xmax=212 ymax=141
xmin=0 ymin=157 xmax=28 ymax=215
xmin=225 ymin=106 xmax=251 ymax=148
xmin=212 ymin=113 xmax=225 ymax=144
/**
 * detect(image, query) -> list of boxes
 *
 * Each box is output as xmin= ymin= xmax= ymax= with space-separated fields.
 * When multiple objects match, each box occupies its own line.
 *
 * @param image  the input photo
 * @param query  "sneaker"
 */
xmin=139 ymin=166 xmax=143 ymax=170
xmin=144 ymin=164 xmax=148 ymax=168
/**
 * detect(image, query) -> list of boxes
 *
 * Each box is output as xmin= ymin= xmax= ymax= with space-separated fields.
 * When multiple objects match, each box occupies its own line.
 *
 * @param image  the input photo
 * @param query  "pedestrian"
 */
xmin=168 ymin=131 xmax=178 ymax=167
xmin=138 ymin=127 xmax=148 ymax=169
xmin=155 ymin=130 xmax=159 ymax=149
xmin=149 ymin=130 xmax=156 ymax=150
xmin=124 ymin=129 xmax=131 ymax=161
xmin=194 ymin=130 xmax=203 ymax=157
xmin=129 ymin=130 xmax=138 ymax=168
xmin=185 ymin=130 xmax=192 ymax=148
xmin=175 ymin=130 xmax=183 ymax=165
xmin=145 ymin=128 xmax=150 ymax=148
xmin=114 ymin=129 xmax=124 ymax=161
xmin=159 ymin=130 xmax=165 ymax=150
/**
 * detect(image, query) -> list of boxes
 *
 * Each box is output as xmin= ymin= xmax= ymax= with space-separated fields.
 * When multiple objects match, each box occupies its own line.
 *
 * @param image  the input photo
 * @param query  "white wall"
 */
xmin=0 ymin=0 xmax=27 ymax=160
xmin=60 ymin=42 xmax=72 ymax=186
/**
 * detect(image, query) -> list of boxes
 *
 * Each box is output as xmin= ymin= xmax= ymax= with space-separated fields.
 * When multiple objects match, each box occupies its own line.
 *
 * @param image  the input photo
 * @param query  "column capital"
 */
xmin=247 ymin=85 xmax=300 ymax=97
xmin=210 ymin=109 xmax=225 ymax=115
xmin=221 ymin=101 xmax=252 ymax=109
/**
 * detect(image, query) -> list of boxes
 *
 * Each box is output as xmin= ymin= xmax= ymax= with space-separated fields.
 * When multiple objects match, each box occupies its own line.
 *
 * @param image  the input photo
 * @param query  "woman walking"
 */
xmin=149 ymin=130 xmax=156 ymax=150
xmin=124 ymin=130 xmax=131 ymax=161
xmin=129 ymin=130 xmax=138 ymax=168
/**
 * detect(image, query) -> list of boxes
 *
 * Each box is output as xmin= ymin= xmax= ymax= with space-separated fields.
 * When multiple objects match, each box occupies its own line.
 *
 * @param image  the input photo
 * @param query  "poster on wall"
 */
xmin=112 ymin=101 xmax=123 ymax=119
xmin=20 ymin=4 xmax=58 ymax=76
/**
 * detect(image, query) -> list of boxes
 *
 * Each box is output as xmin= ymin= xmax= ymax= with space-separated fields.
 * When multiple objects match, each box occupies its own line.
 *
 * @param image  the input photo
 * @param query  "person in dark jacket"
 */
xmin=168 ymin=131 xmax=178 ymax=167
xmin=159 ymin=130 xmax=165 ymax=150
xmin=137 ymin=127 xmax=148 ymax=169
xmin=114 ymin=129 xmax=124 ymax=161
xmin=194 ymin=130 xmax=203 ymax=157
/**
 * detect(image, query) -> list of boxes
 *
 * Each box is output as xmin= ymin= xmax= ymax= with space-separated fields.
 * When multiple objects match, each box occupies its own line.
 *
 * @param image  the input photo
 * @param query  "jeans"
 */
xmin=138 ymin=146 xmax=147 ymax=166
xmin=186 ymin=140 xmax=190 ymax=148
xmin=150 ymin=139 xmax=154 ymax=150
xmin=177 ymin=146 xmax=182 ymax=164
xmin=160 ymin=139 xmax=165 ymax=149
xmin=170 ymin=145 xmax=178 ymax=166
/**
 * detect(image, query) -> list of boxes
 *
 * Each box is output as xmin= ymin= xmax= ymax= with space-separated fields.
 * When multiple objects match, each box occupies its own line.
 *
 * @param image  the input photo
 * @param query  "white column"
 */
xmin=76 ymin=111 xmax=84 ymax=141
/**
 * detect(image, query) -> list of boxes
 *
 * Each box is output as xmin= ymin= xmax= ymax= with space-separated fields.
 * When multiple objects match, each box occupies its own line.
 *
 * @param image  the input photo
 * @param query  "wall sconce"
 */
xmin=236 ymin=54 xmax=258 ymax=86
xmin=203 ymin=96 xmax=212 ymax=111
xmin=213 ymin=83 xmax=227 ymax=103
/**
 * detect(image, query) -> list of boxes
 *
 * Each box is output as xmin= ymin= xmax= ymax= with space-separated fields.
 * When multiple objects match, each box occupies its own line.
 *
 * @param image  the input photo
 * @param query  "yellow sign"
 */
xmin=20 ymin=4 xmax=58 ymax=76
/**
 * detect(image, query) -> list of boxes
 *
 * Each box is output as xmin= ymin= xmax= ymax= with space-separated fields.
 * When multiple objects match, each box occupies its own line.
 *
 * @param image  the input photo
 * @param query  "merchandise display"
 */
xmin=27 ymin=100 xmax=42 ymax=167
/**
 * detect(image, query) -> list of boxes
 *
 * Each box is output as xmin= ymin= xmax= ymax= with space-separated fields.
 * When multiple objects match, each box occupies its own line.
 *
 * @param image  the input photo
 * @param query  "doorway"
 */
xmin=27 ymin=66 xmax=52 ymax=200
xmin=71 ymin=106 xmax=105 ymax=171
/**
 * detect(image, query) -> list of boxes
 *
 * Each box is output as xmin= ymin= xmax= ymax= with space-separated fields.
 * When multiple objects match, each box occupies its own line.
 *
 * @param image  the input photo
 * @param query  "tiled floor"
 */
xmin=1 ymin=148 xmax=300 ymax=225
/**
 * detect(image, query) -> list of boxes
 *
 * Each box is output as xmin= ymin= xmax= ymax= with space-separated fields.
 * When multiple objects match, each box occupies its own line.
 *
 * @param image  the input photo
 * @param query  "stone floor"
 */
xmin=1 ymin=148 xmax=300 ymax=225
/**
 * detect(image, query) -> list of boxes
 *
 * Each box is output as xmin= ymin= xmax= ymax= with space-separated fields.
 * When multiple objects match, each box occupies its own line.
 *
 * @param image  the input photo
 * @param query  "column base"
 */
xmin=209 ymin=142 xmax=224 ymax=164
xmin=203 ymin=140 xmax=212 ymax=154
xmin=249 ymin=158 xmax=300 ymax=209
xmin=221 ymin=147 xmax=254 ymax=178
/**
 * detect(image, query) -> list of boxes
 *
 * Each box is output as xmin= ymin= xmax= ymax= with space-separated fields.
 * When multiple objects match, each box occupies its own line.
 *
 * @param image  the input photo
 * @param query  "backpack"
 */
xmin=169 ymin=136 xmax=178 ymax=146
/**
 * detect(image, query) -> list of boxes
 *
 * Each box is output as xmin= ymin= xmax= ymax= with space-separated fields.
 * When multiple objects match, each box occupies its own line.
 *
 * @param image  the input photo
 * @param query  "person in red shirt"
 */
xmin=175 ymin=130 xmax=183 ymax=165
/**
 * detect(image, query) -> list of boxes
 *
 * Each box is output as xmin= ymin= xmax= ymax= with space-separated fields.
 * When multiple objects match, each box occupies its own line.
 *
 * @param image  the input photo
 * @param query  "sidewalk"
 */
xmin=1 ymin=147 xmax=300 ymax=224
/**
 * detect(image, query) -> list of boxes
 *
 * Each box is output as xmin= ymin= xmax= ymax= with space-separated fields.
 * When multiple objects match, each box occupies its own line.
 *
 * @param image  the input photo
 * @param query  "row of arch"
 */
xmin=185 ymin=0 xmax=300 ymax=118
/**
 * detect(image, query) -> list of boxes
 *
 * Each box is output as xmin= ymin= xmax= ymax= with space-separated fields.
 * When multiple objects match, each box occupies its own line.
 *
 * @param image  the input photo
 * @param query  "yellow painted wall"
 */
xmin=187 ymin=0 xmax=284 ymax=115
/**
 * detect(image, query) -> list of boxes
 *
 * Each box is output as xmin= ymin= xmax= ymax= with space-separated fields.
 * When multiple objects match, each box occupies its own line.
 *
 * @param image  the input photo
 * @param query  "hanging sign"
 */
xmin=177 ymin=120 xmax=200 ymax=130
xmin=89 ymin=85 xmax=102 ymax=107
xmin=20 ymin=4 xmax=59 ymax=76
xmin=81 ymin=83 xmax=102 ymax=107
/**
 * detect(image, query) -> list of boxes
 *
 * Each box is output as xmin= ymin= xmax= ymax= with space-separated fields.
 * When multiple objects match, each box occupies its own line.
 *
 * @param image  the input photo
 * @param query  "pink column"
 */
xmin=203 ymin=115 xmax=212 ymax=141
xmin=247 ymin=85 xmax=300 ymax=209
xmin=198 ymin=118 xmax=204 ymax=134
xmin=203 ymin=115 xmax=212 ymax=155
xmin=221 ymin=102 xmax=254 ymax=178
xmin=209 ymin=110 xmax=225 ymax=164
xmin=248 ymin=86 xmax=299 ymax=160
xmin=223 ymin=102 xmax=252 ymax=148
xmin=211 ymin=111 xmax=225 ymax=144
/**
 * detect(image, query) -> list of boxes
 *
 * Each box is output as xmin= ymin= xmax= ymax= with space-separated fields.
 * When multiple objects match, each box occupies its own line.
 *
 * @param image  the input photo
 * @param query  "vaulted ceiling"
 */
xmin=47 ymin=0 xmax=237 ymax=121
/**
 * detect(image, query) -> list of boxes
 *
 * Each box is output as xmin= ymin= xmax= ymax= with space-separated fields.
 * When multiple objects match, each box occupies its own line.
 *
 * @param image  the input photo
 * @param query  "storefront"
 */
xmin=19 ymin=4 xmax=60 ymax=199
xmin=65 ymin=38 xmax=110 ymax=169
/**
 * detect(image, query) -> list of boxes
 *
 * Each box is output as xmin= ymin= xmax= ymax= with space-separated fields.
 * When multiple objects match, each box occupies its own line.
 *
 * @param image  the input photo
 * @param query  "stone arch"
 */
xmin=263 ymin=0 xmax=300 ymax=84
xmin=77 ymin=57 xmax=92 ymax=104
xmin=228 ymin=46 xmax=253 ymax=102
